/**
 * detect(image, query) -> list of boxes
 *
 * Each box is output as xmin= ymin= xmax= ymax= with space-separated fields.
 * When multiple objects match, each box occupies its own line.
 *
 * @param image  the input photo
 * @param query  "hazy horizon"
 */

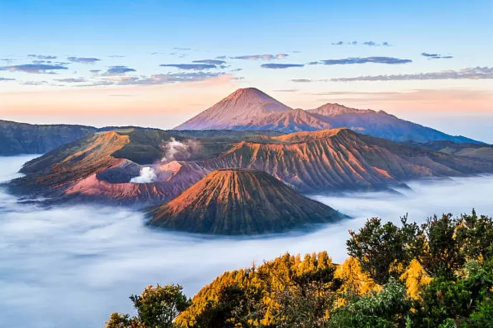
xmin=2 ymin=90 xmax=492 ymax=144
xmin=1 ymin=1 xmax=492 ymax=142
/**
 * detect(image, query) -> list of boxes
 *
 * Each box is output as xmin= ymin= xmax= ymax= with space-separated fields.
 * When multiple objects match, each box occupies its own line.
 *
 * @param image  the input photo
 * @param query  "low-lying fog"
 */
xmin=1 ymin=155 xmax=493 ymax=328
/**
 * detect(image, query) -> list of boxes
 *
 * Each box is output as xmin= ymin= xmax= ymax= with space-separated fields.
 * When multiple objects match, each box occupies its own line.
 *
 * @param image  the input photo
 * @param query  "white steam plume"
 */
xmin=161 ymin=137 xmax=201 ymax=163
xmin=130 ymin=167 xmax=157 ymax=184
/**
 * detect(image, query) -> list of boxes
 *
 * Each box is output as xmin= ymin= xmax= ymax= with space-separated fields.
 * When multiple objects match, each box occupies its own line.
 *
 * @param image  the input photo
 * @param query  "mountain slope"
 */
xmin=308 ymin=103 xmax=480 ymax=144
xmin=10 ymin=128 xmax=493 ymax=204
xmin=176 ymin=88 xmax=481 ymax=143
xmin=148 ymin=169 xmax=344 ymax=235
xmin=233 ymin=108 xmax=332 ymax=133
xmin=0 ymin=119 xmax=96 ymax=155
xmin=174 ymin=87 xmax=291 ymax=130
xmin=404 ymin=140 xmax=493 ymax=161
xmin=10 ymin=131 xmax=131 ymax=196
xmin=195 ymin=129 xmax=493 ymax=192
xmin=9 ymin=128 xmax=277 ymax=203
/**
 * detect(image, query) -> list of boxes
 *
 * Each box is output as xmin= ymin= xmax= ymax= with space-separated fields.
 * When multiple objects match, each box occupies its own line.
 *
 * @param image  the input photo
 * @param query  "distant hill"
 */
xmin=404 ymin=140 xmax=493 ymax=161
xmin=148 ymin=169 xmax=344 ymax=235
xmin=174 ymin=88 xmax=481 ymax=144
xmin=0 ymin=119 xmax=96 ymax=155
xmin=308 ymin=103 xmax=479 ymax=144
xmin=10 ymin=128 xmax=493 ymax=204
xmin=1 ymin=88 xmax=482 ymax=158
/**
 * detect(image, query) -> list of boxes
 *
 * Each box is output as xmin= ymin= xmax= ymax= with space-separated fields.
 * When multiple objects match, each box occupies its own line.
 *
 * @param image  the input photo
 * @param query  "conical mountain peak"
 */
xmin=227 ymin=87 xmax=268 ymax=98
xmin=174 ymin=87 xmax=481 ymax=143
xmin=148 ymin=169 xmax=343 ymax=235
xmin=174 ymin=88 xmax=291 ymax=130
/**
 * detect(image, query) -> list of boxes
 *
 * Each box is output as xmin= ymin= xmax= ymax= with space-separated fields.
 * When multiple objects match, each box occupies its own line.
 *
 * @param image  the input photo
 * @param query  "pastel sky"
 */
xmin=1 ymin=0 xmax=492 ymax=142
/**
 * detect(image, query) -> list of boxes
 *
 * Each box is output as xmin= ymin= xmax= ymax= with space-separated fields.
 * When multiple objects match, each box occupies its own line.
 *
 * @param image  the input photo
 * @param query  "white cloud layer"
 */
xmin=1 ymin=156 xmax=493 ymax=328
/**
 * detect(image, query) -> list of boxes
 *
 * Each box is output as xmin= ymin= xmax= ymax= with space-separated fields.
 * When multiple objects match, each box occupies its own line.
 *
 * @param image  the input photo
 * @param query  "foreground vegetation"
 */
xmin=105 ymin=211 xmax=493 ymax=327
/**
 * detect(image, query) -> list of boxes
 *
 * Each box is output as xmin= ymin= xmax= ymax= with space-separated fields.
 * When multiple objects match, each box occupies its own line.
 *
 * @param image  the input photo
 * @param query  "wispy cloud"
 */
xmin=81 ymin=72 xmax=224 ymax=87
xmin=273 ymin=89 xmax=298 ymax=92
xmin=291 ymin=78 xmax=313 ymax=83
xmin=0 ymin=64 xmax=68 ymax=74
xmin=21 ymin=80 xmax=48 ymax=85
xmin=160 ymin=63 xmax=217 ymax=70
xmin=310 ymin=89 xmax=493 ymax=115
xmin=0 ymin=77 xmax=15 ymax=81
xmin=90 ymin=69 xmax=101 ymax=74
xmin=261 ymin=63 xmax=304 ymax=69
xmin=231 ymin=53 xmax=288 ymax=60
xmin=331 ymin=67 xmax=493 ymax=82
xmin=311 ymin=57 xmax=412 ymax=65
xmin=28 ymin=54 xmax=57 ymax=60
xmin=332 ymin=41 xmax=391 ymax=47
xmin=108 ymin=55 xmax=125 ymax=58
xmin=68 ymin=57 xmax=100 ymax=64
xmin=421 ymin=52 xmax=453 ymax=60
xmin=120 ymin=72 xmax=223 ymax=85
xmin=102 ymin=76 xmax=139 ymax=83
xmin=307 ymin=91 xmax=401 ymax=96
xmin=103 ymin=66 xmax=136 ymax=76
xmin=173 ymin=47 xmax=191 ymax=51
xmin=193 ymin=59 xmax=227 ymax=65
xmin=54 ymin=78 xmax=87 ymax=83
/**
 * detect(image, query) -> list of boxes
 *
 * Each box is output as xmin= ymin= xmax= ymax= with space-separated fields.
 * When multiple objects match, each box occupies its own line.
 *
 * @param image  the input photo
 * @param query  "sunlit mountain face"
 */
xmin=1 ymin=1 xmax=492 ymax=327
xmin=4 ymin=87 xmax=493 ymax=238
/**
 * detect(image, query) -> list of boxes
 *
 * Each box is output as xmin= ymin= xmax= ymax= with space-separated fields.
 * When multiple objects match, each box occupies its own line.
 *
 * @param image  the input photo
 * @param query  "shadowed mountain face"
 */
xmin=0 ymin=120 xmax=96 ymax=155
xmin=10 ymin=128 xmax=493 ymax=205
xmin=173 ymin=88 xmax=481 ymax=144
xmin=404 ymin=140 xmax=493 ymax=161
xmin=148 ymin=169 xmax=344 ymax=235
xmin=308 ymin=104 xmax=479 ymax=144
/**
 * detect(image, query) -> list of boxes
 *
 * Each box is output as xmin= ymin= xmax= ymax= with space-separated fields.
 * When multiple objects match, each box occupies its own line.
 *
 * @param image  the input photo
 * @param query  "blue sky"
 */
xmin=1 ymin=0 xmax=492 ymax=141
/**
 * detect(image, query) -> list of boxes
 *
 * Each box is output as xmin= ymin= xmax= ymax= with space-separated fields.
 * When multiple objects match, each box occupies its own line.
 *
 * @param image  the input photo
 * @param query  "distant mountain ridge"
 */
xmin=174 ymin=88 xmax=481 ymax=144
xmin=1 ymin=88 xmax=483 ymax=157
xmin=404 ymin=140 xmax=493 ymax=161
xmin=10 ymin=127 xmax=493 ymax=205
xmin=0 ymin=119 xmax=97 ymax=155
xmin=307 ymin=104 xmax=478 ymax=144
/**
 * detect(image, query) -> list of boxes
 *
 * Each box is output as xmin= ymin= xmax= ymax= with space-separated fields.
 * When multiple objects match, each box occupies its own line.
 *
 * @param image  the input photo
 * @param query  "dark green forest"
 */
xmin=105 ymin=211 xmax=493 ymax=328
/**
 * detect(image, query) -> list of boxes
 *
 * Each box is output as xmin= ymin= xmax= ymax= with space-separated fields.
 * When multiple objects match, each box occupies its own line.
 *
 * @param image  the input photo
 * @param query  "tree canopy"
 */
xmin=104 ymin=211 xmax=493 ymax=328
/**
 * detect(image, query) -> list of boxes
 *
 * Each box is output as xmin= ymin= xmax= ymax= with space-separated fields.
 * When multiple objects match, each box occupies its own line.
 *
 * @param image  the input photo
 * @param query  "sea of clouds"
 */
xmin=1 ymin=155 xmax=493 ymax=328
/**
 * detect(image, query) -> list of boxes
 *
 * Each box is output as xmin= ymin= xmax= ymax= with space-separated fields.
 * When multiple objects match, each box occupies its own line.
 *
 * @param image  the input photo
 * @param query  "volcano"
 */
xmin=233 ymin=108 xmax=332 ymax=133
xmin=11 ymin=127 xmax=493 ymax=204
xmin=148 ymin=169 xmax=344 ymax=235
xmin=174 ymin=87 xmax=291 ymax=130
xmin=174 ymin=88 xmax=481 ymax=143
